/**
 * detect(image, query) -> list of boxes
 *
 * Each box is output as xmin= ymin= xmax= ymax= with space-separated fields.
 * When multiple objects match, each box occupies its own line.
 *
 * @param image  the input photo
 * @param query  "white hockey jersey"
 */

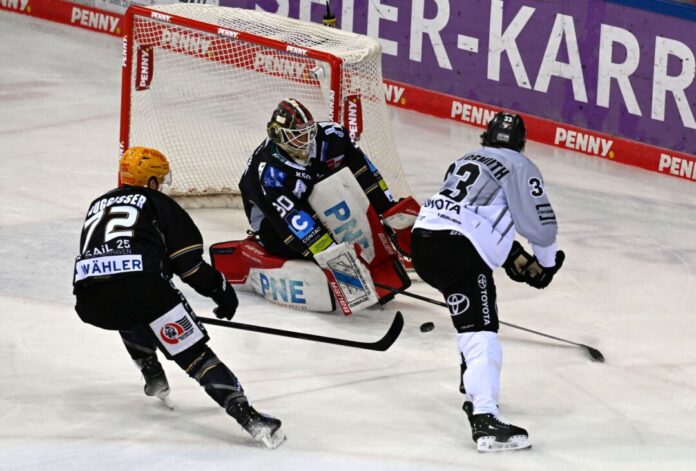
xmin=414 ymin=146 xmax=558 ymax=268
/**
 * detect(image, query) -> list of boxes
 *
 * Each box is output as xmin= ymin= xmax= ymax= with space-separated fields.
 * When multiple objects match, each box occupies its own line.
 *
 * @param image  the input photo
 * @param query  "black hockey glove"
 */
xmin=211 ymin=274 xmax=239 ymax=320
xmin=503 ymin=241 xmax=565 ymax=289
xmin=523 ymin=250 xmax=566 ymax=289
xmin=503 ymin=241 xmax=534 ymax=283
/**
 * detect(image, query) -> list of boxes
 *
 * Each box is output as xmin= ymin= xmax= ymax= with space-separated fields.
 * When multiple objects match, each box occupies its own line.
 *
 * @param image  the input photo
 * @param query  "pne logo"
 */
xmin=323 ymin=201 xmax=369 ymax=250
xmin=259 ymin=274 xmax=306 ymax=304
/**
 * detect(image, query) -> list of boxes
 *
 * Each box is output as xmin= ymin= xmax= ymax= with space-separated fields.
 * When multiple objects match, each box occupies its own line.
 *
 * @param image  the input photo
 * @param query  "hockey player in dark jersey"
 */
xmin=410 ymin=112 xmax=565 ymax=452
xmin=224 ymin=98 xmax=417 ymax=312
xmin=239 ymin=97 xmax=413 ymax=259
xmin=73 ymin=147 xmax=285 ymax=449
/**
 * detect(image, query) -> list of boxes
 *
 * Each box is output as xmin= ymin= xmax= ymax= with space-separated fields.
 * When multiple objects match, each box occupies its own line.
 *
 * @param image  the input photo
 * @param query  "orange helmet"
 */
xmin=119 ymin=147 xmax=171 ymax=188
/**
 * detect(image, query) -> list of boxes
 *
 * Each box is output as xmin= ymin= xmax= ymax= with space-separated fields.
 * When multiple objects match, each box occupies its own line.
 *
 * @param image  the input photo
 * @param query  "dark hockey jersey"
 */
xmin=239 ymin=121 xmax=395 ymax=258
xmin=73 ymin=185 xmax=219 ymax=296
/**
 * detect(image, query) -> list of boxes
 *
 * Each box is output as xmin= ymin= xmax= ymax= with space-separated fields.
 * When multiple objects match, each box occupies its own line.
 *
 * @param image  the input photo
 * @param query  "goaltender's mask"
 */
xmin=267 ymin=98 xmax=318 ymax=164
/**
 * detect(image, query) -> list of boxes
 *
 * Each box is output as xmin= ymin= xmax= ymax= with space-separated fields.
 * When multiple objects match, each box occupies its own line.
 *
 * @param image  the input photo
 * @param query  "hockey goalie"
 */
xmin=210 ymin=98 xmax=419 ymax=315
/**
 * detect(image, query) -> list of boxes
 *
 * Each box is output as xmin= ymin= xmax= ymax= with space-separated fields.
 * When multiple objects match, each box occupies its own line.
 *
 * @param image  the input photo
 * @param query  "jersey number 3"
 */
xmin=441 ymin=163 xmax=481 ymax=202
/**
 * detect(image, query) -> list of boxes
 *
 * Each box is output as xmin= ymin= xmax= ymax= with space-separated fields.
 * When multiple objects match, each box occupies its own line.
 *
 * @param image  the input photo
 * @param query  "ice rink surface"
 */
xmin=2 ymin=12 xmax=696 ymax=471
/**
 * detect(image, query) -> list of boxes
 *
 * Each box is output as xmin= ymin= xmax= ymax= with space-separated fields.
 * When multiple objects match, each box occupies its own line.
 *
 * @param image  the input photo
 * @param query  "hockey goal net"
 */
xmin=120 ymin=4 xmax=411 ymax=205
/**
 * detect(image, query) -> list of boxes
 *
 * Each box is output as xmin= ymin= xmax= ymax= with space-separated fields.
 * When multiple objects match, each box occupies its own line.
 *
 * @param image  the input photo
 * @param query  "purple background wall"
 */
xmin=221 ymin=0 xmax=696 ymax=155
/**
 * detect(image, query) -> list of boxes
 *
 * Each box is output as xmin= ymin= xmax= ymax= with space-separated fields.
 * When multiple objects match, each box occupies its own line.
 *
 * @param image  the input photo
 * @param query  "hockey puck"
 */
xmin=419 ymin=322 xmax=434 ymax=333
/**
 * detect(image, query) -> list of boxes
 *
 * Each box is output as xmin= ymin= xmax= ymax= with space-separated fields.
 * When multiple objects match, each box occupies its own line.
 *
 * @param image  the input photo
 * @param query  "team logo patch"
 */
xmin=447 ymin=293 xmax=470 ymax=316
xmin=263 ymin=166 xmax=287 ymax=188
xmin=477 ymin=274 xmax=487 ymax=290
xmin=149 ymin=304 xmax=205 ymax=356
xmin=285 ymin=210 xmax=315 ymax=239
xmin=159 ymin=316 xmax=195 ymax=344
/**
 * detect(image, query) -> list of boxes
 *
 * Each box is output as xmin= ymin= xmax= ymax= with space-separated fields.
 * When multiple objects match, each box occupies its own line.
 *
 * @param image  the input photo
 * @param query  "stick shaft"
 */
xmin=198 ymin=311 xmax=404 ymax=352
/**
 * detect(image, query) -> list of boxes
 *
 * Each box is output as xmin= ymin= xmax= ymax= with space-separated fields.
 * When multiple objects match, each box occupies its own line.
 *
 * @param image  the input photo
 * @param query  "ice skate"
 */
xmin=227 ymin=396 xmax=286 ymax=449
xmin=470 ymin=413 xmax=531 ymax=452
xmin=138 ymin=355 xmax=173 ymax=410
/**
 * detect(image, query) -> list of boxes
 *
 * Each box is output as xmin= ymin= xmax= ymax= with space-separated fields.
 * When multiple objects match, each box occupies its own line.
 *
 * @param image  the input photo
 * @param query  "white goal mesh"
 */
xmin=120 ymin=4 xmax=411 ymax=205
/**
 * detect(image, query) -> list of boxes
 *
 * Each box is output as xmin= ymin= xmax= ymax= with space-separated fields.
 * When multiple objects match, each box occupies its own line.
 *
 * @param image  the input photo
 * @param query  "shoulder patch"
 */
xmin=263 ymin=166 xmax=287 ymax=189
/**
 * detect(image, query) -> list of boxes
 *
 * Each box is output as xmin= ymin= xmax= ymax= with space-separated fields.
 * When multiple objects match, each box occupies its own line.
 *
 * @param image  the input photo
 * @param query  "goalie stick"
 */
xmin=198 ymin=311 xmax=404 ymax=352
xmin=374 ymin=283 xmax=605 ymax=362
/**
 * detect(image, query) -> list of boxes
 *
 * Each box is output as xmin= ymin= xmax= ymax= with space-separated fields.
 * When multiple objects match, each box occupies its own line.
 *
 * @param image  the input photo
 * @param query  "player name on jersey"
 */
xmin=462 ymin=154 xmax=510 ymax=180
xmin=86 ymin=193 xmax=147 ymax=217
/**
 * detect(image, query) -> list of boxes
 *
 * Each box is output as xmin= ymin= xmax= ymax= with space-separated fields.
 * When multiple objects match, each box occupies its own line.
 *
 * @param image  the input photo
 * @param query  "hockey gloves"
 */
xmin=211 ymin=273 xmax=239 ymax=320
xmin=382 ymin=196 xmax=420 ymax=257
xmin=503 ymin=241 xmax=565 ymax=289
xmin=503 ymin=241 xmax=533 ymax=283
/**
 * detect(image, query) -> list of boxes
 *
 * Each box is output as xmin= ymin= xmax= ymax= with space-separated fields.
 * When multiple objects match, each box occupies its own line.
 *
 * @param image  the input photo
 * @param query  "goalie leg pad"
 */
xmin=310 ymin=168 xmax=410 ymax=303
xmin=211 ymin=237 xmax=335 ymax=312
xmin=314 ymin=242 xmax=379 ymax=315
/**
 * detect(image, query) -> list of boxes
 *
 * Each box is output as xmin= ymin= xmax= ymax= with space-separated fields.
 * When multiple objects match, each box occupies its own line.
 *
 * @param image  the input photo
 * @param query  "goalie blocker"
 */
xmin=211 ymin=168 xmax=410 ymax=315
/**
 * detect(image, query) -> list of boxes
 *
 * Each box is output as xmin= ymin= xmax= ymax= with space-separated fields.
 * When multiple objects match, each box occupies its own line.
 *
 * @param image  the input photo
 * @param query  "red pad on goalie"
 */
xmin=382 ymin=196 xmax=420 ymax=257
xmin=210 ymin=237 xmax=285 ymax=284
xmin=363 ymin=206 xmax=411 ymax=302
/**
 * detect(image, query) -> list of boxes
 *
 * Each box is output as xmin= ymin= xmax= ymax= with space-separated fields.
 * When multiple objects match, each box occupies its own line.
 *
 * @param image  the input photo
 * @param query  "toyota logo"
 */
xmin=477 ymin=274 xmax=487 ymax=289
xmin=446 ymin=293 xmax=470 ymax=316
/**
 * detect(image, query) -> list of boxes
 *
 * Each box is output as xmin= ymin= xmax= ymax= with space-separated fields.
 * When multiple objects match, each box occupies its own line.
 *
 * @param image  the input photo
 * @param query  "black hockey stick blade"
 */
xmin=198 ymin=311 xmax=404 ymax=352
xmin=585 ymin=346 xmax=605 ymax=362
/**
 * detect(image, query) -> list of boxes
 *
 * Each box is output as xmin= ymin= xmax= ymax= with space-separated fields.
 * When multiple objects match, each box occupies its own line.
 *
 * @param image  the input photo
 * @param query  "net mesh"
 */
xmin=125 ymin=4 xmax=410 ymax=203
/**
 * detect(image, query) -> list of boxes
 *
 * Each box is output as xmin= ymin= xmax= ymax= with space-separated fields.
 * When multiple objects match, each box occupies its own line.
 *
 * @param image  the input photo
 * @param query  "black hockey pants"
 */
xmin=410 ymin=229 xmax=499 ymax=334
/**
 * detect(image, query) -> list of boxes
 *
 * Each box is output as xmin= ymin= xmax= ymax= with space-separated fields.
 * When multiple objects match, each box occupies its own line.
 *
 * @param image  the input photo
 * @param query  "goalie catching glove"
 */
xmin=381 ymin=196 xmax=420 ymax=257
xmin=503 ymin=241 xmax=565 ymax=289
xmin=211 ymin=272 xmax=239 ymax=320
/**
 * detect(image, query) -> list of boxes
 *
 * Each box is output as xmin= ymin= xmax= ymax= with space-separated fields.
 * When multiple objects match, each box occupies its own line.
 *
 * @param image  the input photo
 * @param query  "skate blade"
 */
xmin=158 ymin=395 xmax=174 ymax=410
xmin=255 ymin=427 xmax=287 ymax=449
xmin=476 ymin=435 xmax=531 ymax=453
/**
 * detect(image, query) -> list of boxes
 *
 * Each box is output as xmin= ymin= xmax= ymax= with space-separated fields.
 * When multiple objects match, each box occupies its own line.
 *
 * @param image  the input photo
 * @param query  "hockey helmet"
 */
xmin=481 ymin=112 xmax=526 ymax=152
xmin=119 ymin=146 xmax=171 ymax=189
xmin=267 ymin=98 xmax=318 ymax=162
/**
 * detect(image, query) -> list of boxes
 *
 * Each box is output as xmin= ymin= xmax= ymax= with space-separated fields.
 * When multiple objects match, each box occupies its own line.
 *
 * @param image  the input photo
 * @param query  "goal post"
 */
xmin=119 ymin=4 xmax=411 ymax=205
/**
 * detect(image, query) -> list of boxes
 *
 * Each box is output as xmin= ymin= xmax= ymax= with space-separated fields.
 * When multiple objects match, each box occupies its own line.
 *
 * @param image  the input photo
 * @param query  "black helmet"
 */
xmin=267 ymin=98 xmax=318 ymax=162
xmin=481 ymin=112 xmax=526 ymax=152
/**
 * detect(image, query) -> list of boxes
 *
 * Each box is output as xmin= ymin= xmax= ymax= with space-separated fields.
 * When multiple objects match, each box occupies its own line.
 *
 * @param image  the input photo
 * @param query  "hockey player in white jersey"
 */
xmin=410 ymin=112 xmax=564 ymax=452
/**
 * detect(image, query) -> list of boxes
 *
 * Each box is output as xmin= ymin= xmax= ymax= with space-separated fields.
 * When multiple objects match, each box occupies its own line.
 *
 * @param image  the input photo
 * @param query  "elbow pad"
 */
xmin=181 ymin=261 xmax=224 ymax=298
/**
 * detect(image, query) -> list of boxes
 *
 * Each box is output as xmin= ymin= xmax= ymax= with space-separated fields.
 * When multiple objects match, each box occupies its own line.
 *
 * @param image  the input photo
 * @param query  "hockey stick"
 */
xmin=375 ymin=283 xmax=605 ymax=362
xmin=198 ymin=311 xmax=404 ymax=352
